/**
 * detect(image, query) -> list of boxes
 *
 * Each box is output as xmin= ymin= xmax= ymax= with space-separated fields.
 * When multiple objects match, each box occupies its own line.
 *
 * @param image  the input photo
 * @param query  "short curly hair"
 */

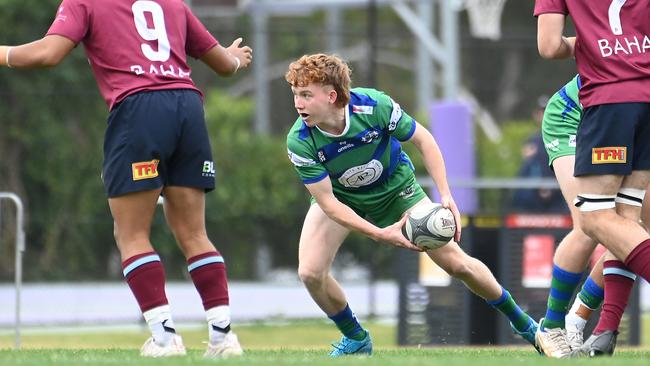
xmin=285 ymin=54 xmax=352 ymax=108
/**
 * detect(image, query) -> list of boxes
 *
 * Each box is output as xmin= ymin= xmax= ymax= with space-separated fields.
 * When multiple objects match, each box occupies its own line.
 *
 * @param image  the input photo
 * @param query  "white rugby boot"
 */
xmin=535 ymin=325 xmax=572 ymax=358
xmin=140 ymin=334 xmax=186 ymax=357
xmin=204 ymin=331 xmax=244 ymax=358
xmin=565 ymin=321 xmax=585 ymax=350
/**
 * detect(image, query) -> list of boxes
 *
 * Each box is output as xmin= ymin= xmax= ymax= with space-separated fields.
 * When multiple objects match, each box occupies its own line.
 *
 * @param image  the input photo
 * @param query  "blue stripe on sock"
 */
xmin=187 ymin=256 xmax=224 ymax=272
xmin=603 ymin=267 xmax=637 ymax=280
xmin=123 ymin=254 xmax=160 ymax=277
xmin=550 ymin=287 xmax=573 ymax=301
xmin=329 ymin=304 xmax=364 ymax=339
xmin=583 ymin=277 xmax=604 ymax=298
xmin=485 ymin=287 xmax=509 ymax=306
xmin=545 ymin=309 xmax=565 ymax=322
xmin=552 ymin=265 xmax=583 ymax=284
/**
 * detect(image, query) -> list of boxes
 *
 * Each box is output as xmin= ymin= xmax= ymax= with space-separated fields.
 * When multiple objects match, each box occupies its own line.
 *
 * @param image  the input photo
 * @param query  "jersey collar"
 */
xmin=316 ymin=106 xmax=350 ymax=138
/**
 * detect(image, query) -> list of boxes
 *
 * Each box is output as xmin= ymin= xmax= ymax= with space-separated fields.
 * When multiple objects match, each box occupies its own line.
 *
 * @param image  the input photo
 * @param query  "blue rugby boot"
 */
xmin=511 ymin=317 xmax=542 ymax=354
xmin=329 ymin=331 xmax=372 ymax=357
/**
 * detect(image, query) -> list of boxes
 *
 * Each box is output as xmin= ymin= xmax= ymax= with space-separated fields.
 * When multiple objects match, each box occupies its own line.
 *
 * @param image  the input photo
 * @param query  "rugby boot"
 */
xmin=329 ymin=331 xmax=372 ymax=357
xmin=510 ymin=318 xmax=541 ymax=354
xmin=569 ymin=330 xmax=618 ymax=358
xmin=140 ymin=334 xmax=186 ymax=357
xmin=204 ymin=331 xmax=244 ymax=358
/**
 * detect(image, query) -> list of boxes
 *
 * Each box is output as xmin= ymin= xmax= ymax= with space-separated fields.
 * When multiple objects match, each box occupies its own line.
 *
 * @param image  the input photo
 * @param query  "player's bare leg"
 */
xmin=577 ymin=173 xmax=650 ymax=261
xmin=537 ymin=156 xmax=598 ymax=358
xmin=426 ymin=240 xmax=539 ymax=349
xmin=298 ymin=204 xmax=349 ymax=314
xmin=110 ymin=189 xmax=161 ymax=261
xmin=163 ymin=186 xmax=242 ymax=358
xmin=109 ymin=189 xmax=186 ymax=357
xmin=298 ymin=204 xmax=371 ymax=356
xmin=572 ymin=191 xmax=643 ymax=357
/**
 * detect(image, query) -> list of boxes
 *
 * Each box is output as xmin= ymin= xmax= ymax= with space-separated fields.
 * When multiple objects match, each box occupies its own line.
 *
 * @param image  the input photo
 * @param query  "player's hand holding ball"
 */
xmin=439 ymin=194 xmax=461 ymax=242
xmin=378 ymin=214 xmax=424 ymax=252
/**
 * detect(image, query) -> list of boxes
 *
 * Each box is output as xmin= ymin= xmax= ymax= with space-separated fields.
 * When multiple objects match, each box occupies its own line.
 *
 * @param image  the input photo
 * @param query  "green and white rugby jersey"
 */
xmin=286 ymin=87 xmax=426 ymax=227
xmin=542 ymin=75 xmax=583 ymax=166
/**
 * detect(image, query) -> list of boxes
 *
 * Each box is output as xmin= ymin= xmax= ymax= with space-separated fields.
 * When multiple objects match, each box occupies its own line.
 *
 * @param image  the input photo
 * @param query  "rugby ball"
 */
xmin=402 ymin=203 xmax=456 ymax=250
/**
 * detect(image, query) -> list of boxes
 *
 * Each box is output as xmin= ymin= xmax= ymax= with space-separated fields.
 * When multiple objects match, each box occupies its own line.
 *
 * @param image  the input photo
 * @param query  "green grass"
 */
xmin=0 ymin=320 xmax=395 ymax=350
xmin=1 ymin=348 xmax=650 ymax=366
xmin=0 ymin=319 xmax=649 ymax=365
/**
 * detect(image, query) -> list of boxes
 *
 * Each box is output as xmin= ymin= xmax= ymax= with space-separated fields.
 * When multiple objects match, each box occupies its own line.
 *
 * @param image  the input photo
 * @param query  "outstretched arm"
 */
xmin=0 ymin=35 xmax=75 ymax=68
xmin=200 ymin=37 xmax=252 ymax=76
xmin=537 ymin=13 xmax=574 ymax=59
xmin=408 ymin=122 xmax=462 ymax=242
xmin=305 ymin=178 xmax=421 ymax=251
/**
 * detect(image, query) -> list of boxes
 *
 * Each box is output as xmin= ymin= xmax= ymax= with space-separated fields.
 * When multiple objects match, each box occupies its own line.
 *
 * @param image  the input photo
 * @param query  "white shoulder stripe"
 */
xmin=287 ymin=149 xmax=317 ymax=167
xmin=388 ymin=98 xmax=402 ymax=132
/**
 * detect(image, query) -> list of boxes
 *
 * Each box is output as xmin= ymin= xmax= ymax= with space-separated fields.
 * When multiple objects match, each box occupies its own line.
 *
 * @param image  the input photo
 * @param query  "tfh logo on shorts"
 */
xmin=132 ymin=159 xmax=160 ymax=181
xmin=592 ymin=147 xmax=626 ymax=164
xmin=202 ymin=160 xmax=215 ymax=177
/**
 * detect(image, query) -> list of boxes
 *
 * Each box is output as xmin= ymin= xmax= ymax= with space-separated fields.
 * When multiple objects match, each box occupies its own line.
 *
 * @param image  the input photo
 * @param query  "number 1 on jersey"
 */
xmin=132 ymin=0 xmax=171 ymax=62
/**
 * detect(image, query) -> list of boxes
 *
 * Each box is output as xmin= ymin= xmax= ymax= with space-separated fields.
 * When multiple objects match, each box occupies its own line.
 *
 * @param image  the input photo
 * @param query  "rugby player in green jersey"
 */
xmin=284 ymin=53 xmax=539 ymax=356
xmin=539 ymin=75 xmax=646 ymax=357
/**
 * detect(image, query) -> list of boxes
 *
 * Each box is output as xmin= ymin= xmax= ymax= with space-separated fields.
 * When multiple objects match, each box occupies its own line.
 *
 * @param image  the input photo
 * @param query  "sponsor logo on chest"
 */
xmin=592 ymin=147 xmax=626 ymax=164
xmin=352 ymin=105 xmax=374 ymax=114
xmin=337 ymin=140 xmax=355 ymax=153
xmin=361 ymin=130 xmax=380 ymax=144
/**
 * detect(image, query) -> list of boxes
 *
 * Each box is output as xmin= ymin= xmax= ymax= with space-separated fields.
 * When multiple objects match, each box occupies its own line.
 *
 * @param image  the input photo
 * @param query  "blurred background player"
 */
xmin=511 ymin=95 xmax=565 ymax=213
xmin=285 ymin=53 xmax=540 ymax=356
xmin=536 ymin=0 xmax=650 ymax=358
xmin=0 ymin=0 xmax=252 ymax=358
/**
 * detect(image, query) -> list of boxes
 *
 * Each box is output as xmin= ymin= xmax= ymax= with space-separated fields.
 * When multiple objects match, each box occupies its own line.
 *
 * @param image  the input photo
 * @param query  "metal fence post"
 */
xmin=0 ymin=192 xmax=25 ymax=350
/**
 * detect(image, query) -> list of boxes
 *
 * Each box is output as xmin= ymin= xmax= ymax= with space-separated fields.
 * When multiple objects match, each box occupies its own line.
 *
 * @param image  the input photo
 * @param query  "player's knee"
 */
xmin=578 ymin=211 xmax=608 ymax=240
xmin=297 ymin=266 xmax=326 ymax=286
xmin=439 ymin=258 xmax=474 ymax=279
xmin=574 ymin=193 xmax=616 ymax=236
xmin=566 ymin=227 xmax=596 ymax=248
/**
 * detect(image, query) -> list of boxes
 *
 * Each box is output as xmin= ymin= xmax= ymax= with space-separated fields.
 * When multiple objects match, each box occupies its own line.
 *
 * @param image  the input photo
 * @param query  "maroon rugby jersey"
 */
xmin=534 ymin=0 xmax=650 ymax=107
xmin=47 ymin=0 xmax=218 ymax=109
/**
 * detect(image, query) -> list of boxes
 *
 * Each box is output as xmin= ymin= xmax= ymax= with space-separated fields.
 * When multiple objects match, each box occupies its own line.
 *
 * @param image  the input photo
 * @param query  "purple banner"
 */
xmin=429 ymin=101 xmax=477 ymax=214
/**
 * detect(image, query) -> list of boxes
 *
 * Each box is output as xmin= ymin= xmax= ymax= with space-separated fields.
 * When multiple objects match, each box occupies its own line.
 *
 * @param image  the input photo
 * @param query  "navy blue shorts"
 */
xmin=102 ymin=89 xmax=215 ymax=198
xmin=575 ymin=103 xmax=650 ymax=176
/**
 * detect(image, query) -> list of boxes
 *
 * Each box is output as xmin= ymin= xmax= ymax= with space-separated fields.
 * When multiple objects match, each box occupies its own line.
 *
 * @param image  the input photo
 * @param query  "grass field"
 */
xmin=1 ymin=320 xmax=649 ymax=365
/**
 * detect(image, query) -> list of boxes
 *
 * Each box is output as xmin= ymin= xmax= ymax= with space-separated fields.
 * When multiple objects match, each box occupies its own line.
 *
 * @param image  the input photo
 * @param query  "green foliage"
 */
xmin=0 ymin=1 xmax=113 ymax=280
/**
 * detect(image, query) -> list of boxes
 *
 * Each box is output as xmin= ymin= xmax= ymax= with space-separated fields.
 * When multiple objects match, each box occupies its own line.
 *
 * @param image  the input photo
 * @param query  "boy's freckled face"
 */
xmin=291 ymin=83 xmax=334 ymax=126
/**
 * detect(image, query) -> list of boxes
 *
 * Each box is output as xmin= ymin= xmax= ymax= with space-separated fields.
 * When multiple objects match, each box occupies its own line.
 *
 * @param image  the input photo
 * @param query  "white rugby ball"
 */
xmin=402 ymin=203 xmax=456 ymax=250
